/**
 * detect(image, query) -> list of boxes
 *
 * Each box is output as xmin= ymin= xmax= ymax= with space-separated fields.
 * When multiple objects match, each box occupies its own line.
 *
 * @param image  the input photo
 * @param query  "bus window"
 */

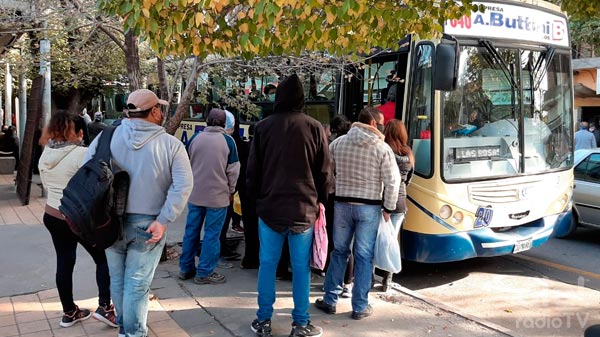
xmin=408 ymin=43 xmax=434 ymax=177
xmin=440 ymin=45 xmax=573 ymax=181
xmin=521 ymin=50 xmax=573 ymax=173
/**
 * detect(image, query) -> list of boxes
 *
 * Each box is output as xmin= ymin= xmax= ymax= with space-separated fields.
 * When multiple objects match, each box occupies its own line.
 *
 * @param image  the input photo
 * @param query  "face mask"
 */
xmin=268 ymin=94 xmax=276 ymax=102
xmin=376 ymin=123 xmax=385 ymax=133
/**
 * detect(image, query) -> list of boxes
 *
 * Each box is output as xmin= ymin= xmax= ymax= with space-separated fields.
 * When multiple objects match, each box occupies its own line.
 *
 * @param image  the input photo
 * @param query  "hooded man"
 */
xmin=84 ymin=89 xmax=193 ymax=337
xmin=247 ymin=74 xmax=331 ymax=337
xmin=315 ymin=106 xmax=400 ymax=321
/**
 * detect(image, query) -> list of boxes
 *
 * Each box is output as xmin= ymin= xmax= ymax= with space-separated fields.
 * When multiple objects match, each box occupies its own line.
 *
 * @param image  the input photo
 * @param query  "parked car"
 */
xmin=563 ymin=148 xmax=600 ymax=236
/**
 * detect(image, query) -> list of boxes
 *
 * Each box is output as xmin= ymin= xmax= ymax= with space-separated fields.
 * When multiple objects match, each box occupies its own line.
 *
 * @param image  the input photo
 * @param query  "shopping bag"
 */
xmin=373 ymin=215 xmax=402 ymax=273
xmin=310 ymin=203 xmax=328 ymax=271
xmin=233 ymin=192 xmax=242 ymax=215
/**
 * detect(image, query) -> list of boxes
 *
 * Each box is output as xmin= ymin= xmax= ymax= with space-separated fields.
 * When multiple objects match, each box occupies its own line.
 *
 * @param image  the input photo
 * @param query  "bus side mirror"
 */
xmin=434 ymin=42 xmax=459 ymax=91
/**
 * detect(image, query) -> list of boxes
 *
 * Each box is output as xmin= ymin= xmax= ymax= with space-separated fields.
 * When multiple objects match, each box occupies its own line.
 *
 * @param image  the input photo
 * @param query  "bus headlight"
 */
xmin=452 ymin=211 xmax=464 ymax=224
xmin=439 ymin=205 xmax=452 ymax=219
xmin=559 ymin=194 xmax=568 ymax=206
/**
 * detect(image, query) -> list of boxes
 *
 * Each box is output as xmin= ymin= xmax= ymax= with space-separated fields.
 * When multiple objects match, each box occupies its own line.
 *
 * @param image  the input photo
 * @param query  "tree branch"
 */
xmin=96 ymin=23 xmax=125 ymax=52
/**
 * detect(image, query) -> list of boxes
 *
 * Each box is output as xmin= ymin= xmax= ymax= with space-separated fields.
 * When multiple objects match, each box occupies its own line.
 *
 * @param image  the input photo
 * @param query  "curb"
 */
xmin=389 ymin=282 xmax=523 ymax=337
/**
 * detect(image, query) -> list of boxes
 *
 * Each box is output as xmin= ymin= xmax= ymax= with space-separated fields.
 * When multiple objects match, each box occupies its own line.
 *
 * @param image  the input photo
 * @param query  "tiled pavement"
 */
xmin=0 ymin=289 xmax=189 ymax=337
xmin=0 ymin=173 xmax=190 ymax=337
xmin=0 ymin=173 xmax=46 ymax=225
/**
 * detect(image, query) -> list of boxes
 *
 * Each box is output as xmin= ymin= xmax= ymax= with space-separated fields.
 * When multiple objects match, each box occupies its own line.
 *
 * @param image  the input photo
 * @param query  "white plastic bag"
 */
xmin=373 ymin=215 xmax=402 ymax=273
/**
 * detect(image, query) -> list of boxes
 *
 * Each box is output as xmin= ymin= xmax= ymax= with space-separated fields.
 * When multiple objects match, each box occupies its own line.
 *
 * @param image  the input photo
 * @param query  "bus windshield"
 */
xmin=441 ymin=45 xmax=573 ymax=181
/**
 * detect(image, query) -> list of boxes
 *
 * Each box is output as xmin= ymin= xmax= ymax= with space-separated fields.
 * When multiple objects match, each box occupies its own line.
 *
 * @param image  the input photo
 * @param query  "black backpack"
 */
xmin=59 ymin=126 xmax=130 ymax=249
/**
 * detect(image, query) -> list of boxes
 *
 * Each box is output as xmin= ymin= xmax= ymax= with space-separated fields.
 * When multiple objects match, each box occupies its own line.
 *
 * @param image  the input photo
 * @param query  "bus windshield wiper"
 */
xmin=533 ymin=46 xmax=555 ymax=91
xmin=479 ymin=39 xmax=518 ymax=90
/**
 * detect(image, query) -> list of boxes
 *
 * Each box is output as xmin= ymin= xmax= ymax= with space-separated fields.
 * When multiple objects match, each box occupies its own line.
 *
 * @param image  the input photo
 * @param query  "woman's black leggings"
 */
xmin=43 ymin=213 xmax=110 ymax=313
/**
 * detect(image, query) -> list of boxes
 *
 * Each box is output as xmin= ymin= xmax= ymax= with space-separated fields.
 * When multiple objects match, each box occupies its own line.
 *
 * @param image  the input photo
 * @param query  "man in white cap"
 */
xmin=179 ymin=108 xmax=240 ymax=284
xmin=84 ymin=88 xmax=193 ymax=337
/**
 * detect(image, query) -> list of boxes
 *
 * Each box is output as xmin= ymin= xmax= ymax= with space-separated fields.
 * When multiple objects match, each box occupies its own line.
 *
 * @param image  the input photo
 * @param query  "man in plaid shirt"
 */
xmin=316 ymin=107 xmax=400 ymax=320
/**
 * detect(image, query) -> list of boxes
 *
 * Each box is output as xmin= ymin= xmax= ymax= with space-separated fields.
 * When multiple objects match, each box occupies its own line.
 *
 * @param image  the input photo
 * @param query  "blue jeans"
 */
xmin=323 ymin=202 xmax=381 ymax=313
xmin=105 ymin=214 xmax=166 ymax=337
xmin=390 ymin=213 xmax=405 ymax=235
xmin=256 ymin=219 xmax=313 ymax=326
xmin=179 ymin=203 xmax=228 ymax=277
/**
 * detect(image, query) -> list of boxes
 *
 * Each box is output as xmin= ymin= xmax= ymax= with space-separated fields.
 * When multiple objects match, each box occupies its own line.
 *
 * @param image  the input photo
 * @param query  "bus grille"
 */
xmin=468 ymin=180 xmax=543 ymax=204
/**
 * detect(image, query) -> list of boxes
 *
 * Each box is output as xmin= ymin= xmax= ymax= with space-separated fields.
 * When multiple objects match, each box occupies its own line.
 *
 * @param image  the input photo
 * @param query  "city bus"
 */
xmin=175 ymin=0 xmax=574 ymax=263
xmin=340 ymin=0 xmax=574 ymax=262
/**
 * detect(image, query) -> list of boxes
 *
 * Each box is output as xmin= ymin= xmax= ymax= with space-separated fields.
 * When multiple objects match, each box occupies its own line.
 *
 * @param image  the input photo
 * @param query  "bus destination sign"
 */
xmin=444 ymin=2 xmax=569 ymax=48
xmin=454 ymin=146 xmax=501 ymax=161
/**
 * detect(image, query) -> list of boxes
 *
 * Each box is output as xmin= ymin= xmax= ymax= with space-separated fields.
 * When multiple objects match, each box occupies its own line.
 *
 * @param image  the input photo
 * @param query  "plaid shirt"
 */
xmin=329 ymin=123 xmax=400 ymax=212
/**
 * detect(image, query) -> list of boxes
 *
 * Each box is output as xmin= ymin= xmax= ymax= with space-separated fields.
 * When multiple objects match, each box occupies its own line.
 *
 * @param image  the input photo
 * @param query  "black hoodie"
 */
xmin=247 ymin=74 xmax=331 ymax=233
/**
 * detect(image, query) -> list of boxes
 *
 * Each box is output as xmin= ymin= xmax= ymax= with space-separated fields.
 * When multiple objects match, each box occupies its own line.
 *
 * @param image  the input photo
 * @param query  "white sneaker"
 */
xmin=341 ymin=284 xmax=352 ymax=298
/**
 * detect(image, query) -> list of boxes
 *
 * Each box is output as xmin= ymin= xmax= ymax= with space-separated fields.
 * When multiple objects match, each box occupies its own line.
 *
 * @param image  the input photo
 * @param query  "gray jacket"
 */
xmin=392 ymin=154 xmax=413 ymax=214
xmin=85 ymin=119 xmax=193 ymax=226
xmin=187 ymin=126 xmax=240 ymax=208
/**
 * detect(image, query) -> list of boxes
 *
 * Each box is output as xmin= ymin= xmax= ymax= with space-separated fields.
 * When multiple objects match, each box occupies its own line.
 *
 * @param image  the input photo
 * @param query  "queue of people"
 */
xmin=36 ymin=82 xmax=414 ymax=337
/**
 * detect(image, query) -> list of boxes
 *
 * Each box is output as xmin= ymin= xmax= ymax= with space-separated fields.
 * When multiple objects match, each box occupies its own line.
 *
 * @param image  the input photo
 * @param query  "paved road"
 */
xmin=395 ymin=228 xmax=600 ymax=337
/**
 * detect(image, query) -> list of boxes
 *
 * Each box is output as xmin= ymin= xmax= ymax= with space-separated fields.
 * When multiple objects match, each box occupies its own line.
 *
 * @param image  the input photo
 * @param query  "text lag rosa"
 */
xmin=449 ymin=12 xmax=566 ymax=42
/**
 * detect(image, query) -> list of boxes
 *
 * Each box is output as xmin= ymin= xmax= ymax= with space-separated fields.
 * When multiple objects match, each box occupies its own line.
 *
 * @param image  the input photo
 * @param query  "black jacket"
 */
xmin=247 ymin=74 xmax=331 ymax=233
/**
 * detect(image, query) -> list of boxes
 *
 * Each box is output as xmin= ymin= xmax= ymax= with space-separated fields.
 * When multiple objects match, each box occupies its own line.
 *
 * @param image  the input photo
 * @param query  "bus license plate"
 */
xmin=513 ymin=238 xmax=533 ymax=253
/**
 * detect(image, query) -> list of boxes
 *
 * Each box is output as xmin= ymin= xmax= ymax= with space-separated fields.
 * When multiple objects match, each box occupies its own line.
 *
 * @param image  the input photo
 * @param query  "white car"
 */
xmin=567 ymin=148 xmax=600 ymax=235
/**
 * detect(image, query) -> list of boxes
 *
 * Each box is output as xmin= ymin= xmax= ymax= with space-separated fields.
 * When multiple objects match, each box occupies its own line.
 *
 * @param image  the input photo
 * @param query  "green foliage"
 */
xmin=570 ymin=18 xmax=600 ymax=56
xmin=561 ymin=0 xmax=600 ymax=20
xmin=99 ymin=0 xmax=482 ymax=59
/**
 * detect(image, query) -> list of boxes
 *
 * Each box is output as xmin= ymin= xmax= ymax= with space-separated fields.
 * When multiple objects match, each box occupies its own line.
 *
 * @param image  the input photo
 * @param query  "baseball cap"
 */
xmin=126 ymin=89 xmax=168 ymax=112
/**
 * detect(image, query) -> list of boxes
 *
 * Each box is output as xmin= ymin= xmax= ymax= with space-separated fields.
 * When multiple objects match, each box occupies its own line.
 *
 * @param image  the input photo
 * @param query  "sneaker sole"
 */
xmin=92 ymin=312 xmax=118 ymax=328
xmin=59 ymin=313 xmax=91 ymax=328
xmin=193 ymin=278 xmax=226 ymax=285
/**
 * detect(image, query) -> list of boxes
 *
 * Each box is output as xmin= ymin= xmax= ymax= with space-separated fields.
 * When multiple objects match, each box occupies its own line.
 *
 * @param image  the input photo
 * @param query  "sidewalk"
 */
xmin=0 ymin=289 xmax=188 ymax=337
xmin=0 ymin=173 xmax=518 ymax=337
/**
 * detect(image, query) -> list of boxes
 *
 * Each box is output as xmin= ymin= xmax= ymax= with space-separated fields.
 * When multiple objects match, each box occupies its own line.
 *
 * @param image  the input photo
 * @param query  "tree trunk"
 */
xmin=157 ymin=57 xmax=170 ymax=101
xmin=164 ymin=57 xmax=201 ymax=135
xmin=157 ymin=57 xmax=171 ymax=122
xmin=65 ymin=89 xmax=83 ymax=116
xmin=125 ymin=31 xmax=142 ymax=91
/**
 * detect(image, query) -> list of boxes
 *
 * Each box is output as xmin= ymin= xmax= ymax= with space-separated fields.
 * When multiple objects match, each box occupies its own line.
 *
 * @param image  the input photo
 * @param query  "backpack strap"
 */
xmin=95 ymin=126 xmax=117 ymax=162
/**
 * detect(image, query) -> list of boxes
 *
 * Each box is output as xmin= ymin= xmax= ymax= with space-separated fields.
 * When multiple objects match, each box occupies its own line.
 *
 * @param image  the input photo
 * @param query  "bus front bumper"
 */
xmin=402 ymin=211 xmax=571 ymax=263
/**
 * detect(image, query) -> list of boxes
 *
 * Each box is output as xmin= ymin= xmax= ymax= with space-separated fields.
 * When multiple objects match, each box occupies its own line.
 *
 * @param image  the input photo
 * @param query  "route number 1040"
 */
xmin=449 ymin=16 xmax=472 ymax=29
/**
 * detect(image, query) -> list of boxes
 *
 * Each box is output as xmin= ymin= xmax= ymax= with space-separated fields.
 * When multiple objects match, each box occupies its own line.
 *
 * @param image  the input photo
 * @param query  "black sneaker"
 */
xmin=60 ymin=305 xmax=91 ymax=327
xmin=92 ymin=304 xmax=118 ymax=328
xmin=223 ymin=252 xmax=242 ymax=261
xmin=314 ymin=298 xmax=336 ymax=314
xmin=351 ymin=304 xmax=373 ymax=320
xmin=289 ymin=321 xmax=323 ymax=337
xmin=250 ymin=318 xmax=272 ymax=337
xmin=178 ymin=270 xmax=195 ymax=280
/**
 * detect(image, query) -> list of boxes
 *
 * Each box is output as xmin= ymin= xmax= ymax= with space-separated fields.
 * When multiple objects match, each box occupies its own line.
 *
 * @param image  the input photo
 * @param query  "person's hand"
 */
xmin=230 ymin=194 xmax=234 ymax=202
xmin=382 ymin=210 xmax=391 ymax=222
xmin=146 ymin=221 xmax=166 ymax=244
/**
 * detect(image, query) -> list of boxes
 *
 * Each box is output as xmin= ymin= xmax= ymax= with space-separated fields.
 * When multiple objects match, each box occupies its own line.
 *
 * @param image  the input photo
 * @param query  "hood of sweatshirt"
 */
xmin=38 ymin=145 xmax=80 ymax=170
xmin=121 ymin=118 xmax=166 ymax=150
xmin=273 ymin=74 xmax=305 ymax=114
xmin=346 ymin=122 xmax=384 ymax=146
